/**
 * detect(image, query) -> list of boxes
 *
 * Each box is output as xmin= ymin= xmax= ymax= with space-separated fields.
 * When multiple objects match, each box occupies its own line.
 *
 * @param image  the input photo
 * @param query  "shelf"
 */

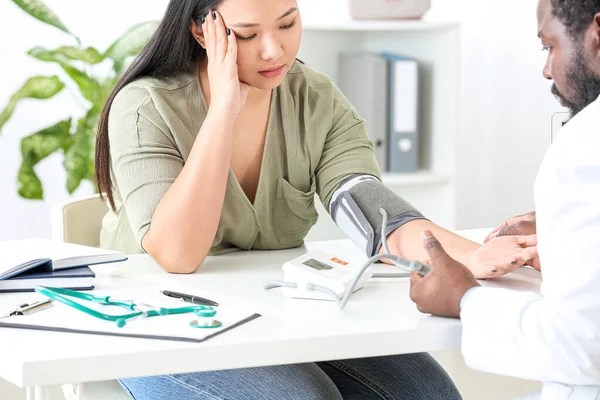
xmin=303 ymin=19 xmax=459 ymax=32
xmin=381 ymin=170 xmax=451 ymax=186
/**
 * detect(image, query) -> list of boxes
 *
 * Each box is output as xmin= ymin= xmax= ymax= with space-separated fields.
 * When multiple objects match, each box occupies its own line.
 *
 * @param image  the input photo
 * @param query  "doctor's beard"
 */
xmin=552 ymin=45 xmax=600 ymax=118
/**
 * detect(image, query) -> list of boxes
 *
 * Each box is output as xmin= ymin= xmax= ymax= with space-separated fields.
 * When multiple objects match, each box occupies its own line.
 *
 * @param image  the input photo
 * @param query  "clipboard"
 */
xmin=0 ymin=314 xmax=261 ymax=343
xmin=0 ymin=289 xmax=261 ymax=343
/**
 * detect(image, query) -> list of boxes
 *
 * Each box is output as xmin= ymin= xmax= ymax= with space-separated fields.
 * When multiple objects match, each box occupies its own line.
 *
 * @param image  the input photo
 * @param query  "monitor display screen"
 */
xmin=303 ymin=259 xmax=333 ymax=271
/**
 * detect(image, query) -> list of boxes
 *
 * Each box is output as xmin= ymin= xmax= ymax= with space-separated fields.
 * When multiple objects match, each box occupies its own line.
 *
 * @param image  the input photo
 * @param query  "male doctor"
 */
xmin=410 ymin=0 xmax=600 ymax=398
xmin=485 ymin=0 xmax=600 ymax=243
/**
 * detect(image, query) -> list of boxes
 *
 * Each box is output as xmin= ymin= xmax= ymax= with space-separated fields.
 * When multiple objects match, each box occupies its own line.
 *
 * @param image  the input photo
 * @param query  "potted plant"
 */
xmin=0 ymin=0 xmax=158 ymax=199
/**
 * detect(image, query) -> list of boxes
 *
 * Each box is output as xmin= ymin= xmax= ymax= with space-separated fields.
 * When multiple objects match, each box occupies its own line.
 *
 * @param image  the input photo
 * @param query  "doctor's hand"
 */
xmin=485 ymin=211 xmax=536 ymax=243
xmin=466 ymin=234 xmax=539 ymax=278
xmin=410 ymin=231 xmax=480 ymax=318
xmin=201 ymin=10 xmax=251 ymax=118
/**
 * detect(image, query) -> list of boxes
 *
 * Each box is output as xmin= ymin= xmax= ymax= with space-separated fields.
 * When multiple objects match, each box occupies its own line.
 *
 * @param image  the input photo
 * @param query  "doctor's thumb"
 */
xmin=422 ymin=230 xmax=448 ymax=263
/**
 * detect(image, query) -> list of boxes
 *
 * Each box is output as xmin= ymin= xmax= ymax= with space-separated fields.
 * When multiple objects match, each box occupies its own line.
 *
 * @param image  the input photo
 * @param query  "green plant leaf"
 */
xmin=59 ymin=46 xmax=104 ymax=64
xmin=64 ymin=109 xmax=99 ymax=194
xmin=0 ymin=75 xmax=64 ymax=133
xmin=60 ymin=64 xmax=104 ymax=107
xmin=25 ymin=53 xmax=107 ymax=107
xmin=12 ymin=0 xmax=71 ymax=36
xmin=104 ymin=21 xmax=159 ymax=74
xmin=28 ymin=46 xmax=104 ymax=64
xmin=28 ymin=47 xmax=70 ymax=63
xmin=18 ymin=163 xmax=43 ymax=200
xmin=18 ymin=118 xmax=72 ymax=199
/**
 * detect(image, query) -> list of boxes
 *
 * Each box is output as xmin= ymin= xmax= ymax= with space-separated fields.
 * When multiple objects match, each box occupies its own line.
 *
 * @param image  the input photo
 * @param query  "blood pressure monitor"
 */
xmin=264 ymin=208 xmax=430 ymax=308
xmin=281 ymin=250 xmax=373 ymax=301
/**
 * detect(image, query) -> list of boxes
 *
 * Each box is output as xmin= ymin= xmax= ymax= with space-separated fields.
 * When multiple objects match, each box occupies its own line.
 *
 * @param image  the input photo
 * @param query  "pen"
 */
xmin=160 ymin=290 xmax=219 ymax=307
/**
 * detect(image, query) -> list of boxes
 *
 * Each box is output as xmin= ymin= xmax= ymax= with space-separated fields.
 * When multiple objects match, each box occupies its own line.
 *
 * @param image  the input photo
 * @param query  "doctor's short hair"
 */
xmin=552 ymin=0 xmax=600 ymax=38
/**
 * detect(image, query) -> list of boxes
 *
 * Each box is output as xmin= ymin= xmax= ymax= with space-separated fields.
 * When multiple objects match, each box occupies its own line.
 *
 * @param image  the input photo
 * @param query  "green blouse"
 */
xmin=100 ymin=61 xmax=381 ymax=254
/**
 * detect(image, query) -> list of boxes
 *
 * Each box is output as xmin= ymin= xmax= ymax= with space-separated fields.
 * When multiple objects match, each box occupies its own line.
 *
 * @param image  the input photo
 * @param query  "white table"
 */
xmin=0 ymin=234 xmax=541 ymax=399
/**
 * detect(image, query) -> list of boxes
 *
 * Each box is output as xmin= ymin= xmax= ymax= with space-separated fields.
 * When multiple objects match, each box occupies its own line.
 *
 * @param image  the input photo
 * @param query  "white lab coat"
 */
xmin=460 ymin=96 xmax=600 ymax=390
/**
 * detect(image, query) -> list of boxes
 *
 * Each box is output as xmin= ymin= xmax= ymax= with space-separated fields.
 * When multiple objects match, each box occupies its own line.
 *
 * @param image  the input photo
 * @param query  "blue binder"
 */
xmin=380 ymin=52 xmax=420 ymax=173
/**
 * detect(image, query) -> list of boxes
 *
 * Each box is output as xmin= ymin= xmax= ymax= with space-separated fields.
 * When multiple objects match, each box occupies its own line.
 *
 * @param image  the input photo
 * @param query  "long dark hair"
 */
xmin=96 ymin=0 xmax=221 ymax=211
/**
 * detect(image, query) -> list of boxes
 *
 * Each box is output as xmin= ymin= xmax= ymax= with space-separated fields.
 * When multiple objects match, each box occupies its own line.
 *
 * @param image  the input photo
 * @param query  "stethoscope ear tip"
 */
xmin=116 ymin=318 xmax=127 ymax=328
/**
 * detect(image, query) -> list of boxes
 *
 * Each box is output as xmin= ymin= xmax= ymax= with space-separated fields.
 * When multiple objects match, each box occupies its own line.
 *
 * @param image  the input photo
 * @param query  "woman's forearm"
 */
xmin=386 ymin=219 xmax=480 ymax=265
xmin=142 ymin=111 xmax=235 ymax=273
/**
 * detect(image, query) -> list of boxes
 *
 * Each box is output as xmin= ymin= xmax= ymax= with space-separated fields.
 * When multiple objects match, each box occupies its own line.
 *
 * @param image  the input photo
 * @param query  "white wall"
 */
xmin=0 ymin=0 xmax=565 ymax=241
xmin=430 ymin=0 xmax=564 ymax=228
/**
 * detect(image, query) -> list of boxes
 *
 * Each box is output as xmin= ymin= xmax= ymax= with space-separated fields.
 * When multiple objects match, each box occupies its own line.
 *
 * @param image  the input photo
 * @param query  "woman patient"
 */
xmin=95 ymin=0 xmax=537 ymax=398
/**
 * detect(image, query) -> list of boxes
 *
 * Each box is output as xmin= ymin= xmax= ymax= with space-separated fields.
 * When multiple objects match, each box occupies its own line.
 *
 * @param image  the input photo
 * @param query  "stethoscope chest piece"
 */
xmin=189 ymin=306 xmax=221 ymax=328
xmin=194 ymin=307 xmax=217 ymax=317
xmin=189 ymin=319 xmax=222 ymax=329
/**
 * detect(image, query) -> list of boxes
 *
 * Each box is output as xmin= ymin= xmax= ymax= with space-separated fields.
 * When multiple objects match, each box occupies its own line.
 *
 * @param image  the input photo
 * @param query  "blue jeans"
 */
xmin=119 ymin=353 xmax=461 ymax=399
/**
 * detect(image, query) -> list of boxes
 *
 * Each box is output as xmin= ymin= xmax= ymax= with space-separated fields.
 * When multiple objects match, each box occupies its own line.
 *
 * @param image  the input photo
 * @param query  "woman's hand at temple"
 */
xmin=202 ymin=10 xmax=251 ymax=119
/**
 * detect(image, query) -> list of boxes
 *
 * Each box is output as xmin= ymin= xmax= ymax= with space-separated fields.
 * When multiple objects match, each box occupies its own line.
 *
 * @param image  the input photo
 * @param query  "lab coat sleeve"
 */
xmin=459 ymin=288 xmax=591 ymax=383
xmin=460 ymin=131 xmax=600 ymax=385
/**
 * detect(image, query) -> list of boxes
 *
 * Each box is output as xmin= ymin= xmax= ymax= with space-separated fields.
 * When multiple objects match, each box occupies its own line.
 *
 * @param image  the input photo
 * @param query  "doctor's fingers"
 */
xmin=485 ymin=221 xmax=509 ymax=243
xmin=422 ymin=230 xmax=453 ymax=266
xmin=496 ymin=222 xmax=537 ymax=240
xmin=409 ymin=272 xmax=426 ymax=303
xmin=410 ymin=271 xmax=424 ymax=286
xmin=486 ymin=210 xmax=536 ymax=241
xmin=515 ymin=234 xmax=538 ymax=247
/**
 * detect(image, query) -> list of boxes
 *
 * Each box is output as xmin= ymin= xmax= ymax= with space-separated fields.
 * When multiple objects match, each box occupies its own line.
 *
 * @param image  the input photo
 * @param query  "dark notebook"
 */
xmin=0 ymin=265 xmax=95 ymax=293
xmin=0 ymin=239 xmax=126 ymax=280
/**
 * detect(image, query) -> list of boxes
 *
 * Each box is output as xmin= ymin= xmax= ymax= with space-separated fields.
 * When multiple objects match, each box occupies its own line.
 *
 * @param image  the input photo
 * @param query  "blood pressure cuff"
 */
xmin=329 ymin=175 xmax=428 ymax=257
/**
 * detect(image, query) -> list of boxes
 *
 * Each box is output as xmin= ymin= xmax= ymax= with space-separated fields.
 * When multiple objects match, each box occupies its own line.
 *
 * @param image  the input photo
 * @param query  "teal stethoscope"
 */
xmin=35 ymin=287 xmax=221 ymax=329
